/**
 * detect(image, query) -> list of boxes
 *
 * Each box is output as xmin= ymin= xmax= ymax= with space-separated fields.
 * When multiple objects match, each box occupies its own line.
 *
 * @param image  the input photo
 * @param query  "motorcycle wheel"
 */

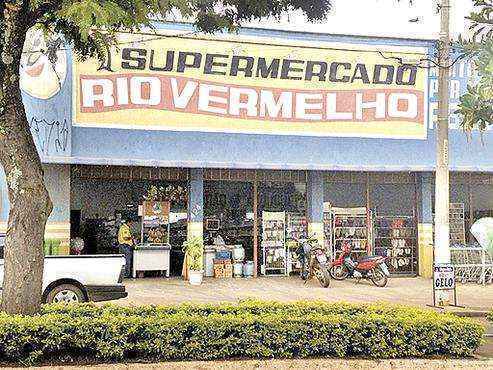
xmin=371 ymin=268 xmax=388 ymax=287
xmin=317 ymin=266 xmax=331 ymax=288
xmin=300 ymin=270 xmax=309 ymax=281
xmin=300 ymin=265 xmax=309 ymax=281
xmin=329 ymin=265 xmax=349 ymax=280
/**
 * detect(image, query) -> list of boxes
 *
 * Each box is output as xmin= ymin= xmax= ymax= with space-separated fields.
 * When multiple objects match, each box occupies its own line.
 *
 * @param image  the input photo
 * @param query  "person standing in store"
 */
xmin=118 ymin=219 xmax=134 ymax=278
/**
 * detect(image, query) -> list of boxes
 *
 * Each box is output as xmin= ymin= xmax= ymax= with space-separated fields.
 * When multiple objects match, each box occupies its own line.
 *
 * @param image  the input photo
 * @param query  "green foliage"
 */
xmin=43 ymin=238 xmax=61 ymax=255
xmin=21 ymin=0 xmax=331 ymax=63
xmin=457 ymin=0 xmax=493 ymax=132
xmin=0 ymin=301 xmax=484 ymax=365
xmin=488 ymin=309 xmax=493 ymax=322
xmin=182 ymin=236 xmax=204 ymax=271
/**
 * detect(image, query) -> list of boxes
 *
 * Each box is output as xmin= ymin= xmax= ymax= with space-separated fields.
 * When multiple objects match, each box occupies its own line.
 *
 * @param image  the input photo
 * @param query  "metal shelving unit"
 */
xmin=261 ymin=211 xmax=287 ymax=276
xmin=374 ymin=214 xmax=417 ymax=276
xmin=323 ymin=202 xmax=333 ymax=258
xmin=286 ymin=212 xmax=307 ymax=274
xmin=450 ymin=203 xmax=466 ymax=244
xmin=332 ymin=207 xmax=371 ymax=259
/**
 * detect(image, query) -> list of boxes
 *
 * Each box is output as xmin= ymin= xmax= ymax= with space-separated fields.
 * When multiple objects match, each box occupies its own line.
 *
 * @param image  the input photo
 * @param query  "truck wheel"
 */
xmin=46 ymin=284 xmax=85 ymax=304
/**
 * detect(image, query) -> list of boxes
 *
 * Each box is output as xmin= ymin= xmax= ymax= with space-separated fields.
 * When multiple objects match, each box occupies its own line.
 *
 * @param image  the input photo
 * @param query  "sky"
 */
xmin=243 ymin=0 xmax=474 ymax=40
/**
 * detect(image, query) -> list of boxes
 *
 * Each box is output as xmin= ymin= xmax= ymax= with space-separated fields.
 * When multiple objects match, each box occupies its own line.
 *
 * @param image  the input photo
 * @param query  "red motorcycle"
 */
xmin=329 ymin=242 xmax=390 ymax=287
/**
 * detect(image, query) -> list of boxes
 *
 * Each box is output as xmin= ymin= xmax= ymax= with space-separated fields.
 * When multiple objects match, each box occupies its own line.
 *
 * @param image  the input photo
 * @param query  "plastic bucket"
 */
xmin=243 ymin=261 xmax=254 ymax=277
xmin=232 ymin=245 xmax=245 ymax=261
xmin=233 ymin=262 xmax=243 ymax=277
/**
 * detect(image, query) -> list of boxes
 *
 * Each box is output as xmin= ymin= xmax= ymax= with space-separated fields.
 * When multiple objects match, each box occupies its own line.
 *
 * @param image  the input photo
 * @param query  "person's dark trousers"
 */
xmin=119 ymin=244 xmax=133 ymax=278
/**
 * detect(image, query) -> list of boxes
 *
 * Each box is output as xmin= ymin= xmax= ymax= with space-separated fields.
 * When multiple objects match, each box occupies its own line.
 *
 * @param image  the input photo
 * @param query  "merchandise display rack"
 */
xmin=332 ymin=207 xmax=371 ymax=259
xmin=140 ymin=201 xmax=171 ymax=245
xmin=286 ymin=213 xmax=307 ymax=240
xmin=374 ymin=214 xmax=417 ymax=276
xmin=261 ymin=211 xmax=287 ymax=276
xmin=323 ymin=203 xmax=333 ymax=256
xmin=286 ymin=212 xmax=307 ymax=274
xmin=450 ymin=203 xmax=466 ymax=244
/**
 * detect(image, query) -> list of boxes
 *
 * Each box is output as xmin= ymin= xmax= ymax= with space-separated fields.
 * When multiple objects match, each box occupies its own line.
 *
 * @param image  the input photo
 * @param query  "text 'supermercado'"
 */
xmin=74 ymin=31 xmax=427 ymax=139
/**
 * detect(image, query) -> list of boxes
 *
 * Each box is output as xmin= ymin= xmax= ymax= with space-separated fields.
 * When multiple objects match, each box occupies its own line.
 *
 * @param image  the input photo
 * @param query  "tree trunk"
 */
xmin=0 ymin=2 xmax=53 ymax=315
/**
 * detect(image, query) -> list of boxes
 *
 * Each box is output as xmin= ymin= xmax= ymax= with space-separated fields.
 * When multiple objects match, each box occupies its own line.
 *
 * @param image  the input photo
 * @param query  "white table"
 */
xmin=133 ymin=244 xmax=171 ymax=278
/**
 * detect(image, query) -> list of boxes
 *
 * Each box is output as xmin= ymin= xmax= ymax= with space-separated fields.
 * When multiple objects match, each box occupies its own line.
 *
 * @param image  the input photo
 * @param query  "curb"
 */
xmin=449 ymin=311 xmax=490 ymax=318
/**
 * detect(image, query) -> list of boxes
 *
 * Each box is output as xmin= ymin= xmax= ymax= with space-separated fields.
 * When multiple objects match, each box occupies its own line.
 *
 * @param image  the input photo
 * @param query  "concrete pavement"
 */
xmin=20 ymin=358 xmax=493 ymax=369
xmin=117 ymin=276 xmax=493 ymax=312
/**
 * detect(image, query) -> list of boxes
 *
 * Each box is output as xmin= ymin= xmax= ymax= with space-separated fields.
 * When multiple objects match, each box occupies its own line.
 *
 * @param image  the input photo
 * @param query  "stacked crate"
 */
xmin=213 ymin=259 xmax=233 ymax=278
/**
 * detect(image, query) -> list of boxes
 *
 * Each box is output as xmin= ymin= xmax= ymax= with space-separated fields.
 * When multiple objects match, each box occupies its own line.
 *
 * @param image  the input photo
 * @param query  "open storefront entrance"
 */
xmin=324 ymin=172 xmax=419 ymax=276
xmin=202 ymin=169 xmax=308 ymax=278
xmin=70 ymin=165 xmax=189 ymax=276
xmin=68 ymin=166 xmax=493 ymax=281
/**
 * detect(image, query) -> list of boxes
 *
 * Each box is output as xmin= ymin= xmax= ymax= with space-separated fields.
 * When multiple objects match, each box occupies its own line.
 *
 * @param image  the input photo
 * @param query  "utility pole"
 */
xmin=434 ymin=0 xmax=451 ymax=304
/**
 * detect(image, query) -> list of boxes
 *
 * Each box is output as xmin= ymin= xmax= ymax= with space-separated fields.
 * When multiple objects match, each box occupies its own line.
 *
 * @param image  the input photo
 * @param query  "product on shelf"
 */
xmin=286 ymin=212 xmax=308 ymax=273
xmin=374 ymin=215 xmax=417 ymax=275
xmin=450 ymin=203 xmax=466 ymax=244
xmin=140 ymin=201 xmax=171 ymax=245
xmin=331 ymin=207 xmax=371 ymax=259
xmin=261 ymin=211 xmax=287 ymax=276
xmin=323 ymin=202 xmax=332 ymax=255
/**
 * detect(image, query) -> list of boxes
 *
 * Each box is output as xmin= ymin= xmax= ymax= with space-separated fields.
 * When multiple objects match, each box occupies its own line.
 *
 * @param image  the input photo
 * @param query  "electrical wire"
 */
xmin=377 ymin=50 xmax=467 ymax=70
xmin=21 ymin=27 xmax=432 ymax=58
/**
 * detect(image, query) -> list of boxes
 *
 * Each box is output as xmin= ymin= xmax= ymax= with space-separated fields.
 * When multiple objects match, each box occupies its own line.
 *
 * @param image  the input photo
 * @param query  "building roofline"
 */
xmin=157 ymin=20 xmax=437 ymax=46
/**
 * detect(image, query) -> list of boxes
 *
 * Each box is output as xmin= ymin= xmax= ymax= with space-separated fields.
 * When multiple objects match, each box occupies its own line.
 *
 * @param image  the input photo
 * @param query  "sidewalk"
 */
xmin=117 ymin=276 xmax=493 ymax=312
xmin=22 ymin=358 xmax=493 ymax=369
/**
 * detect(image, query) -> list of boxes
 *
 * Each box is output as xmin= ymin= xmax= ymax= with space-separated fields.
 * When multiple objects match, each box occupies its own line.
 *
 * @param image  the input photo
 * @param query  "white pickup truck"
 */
xmin=0 ymin=236 xmax=128 ymax=304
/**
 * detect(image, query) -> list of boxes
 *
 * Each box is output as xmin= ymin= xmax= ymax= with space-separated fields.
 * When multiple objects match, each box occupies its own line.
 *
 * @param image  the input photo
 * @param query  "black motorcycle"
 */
xmin=293 ymin=236 xmax=331 ymax=288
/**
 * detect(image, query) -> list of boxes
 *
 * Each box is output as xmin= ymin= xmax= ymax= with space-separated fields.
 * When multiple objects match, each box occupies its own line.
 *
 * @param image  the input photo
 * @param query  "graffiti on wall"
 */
xmin=29 ymin=117 xmax=69 ymax=156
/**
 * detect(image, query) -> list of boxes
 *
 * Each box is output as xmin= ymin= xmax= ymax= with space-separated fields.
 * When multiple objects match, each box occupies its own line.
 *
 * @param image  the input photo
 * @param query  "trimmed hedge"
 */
xmin=0 ymin=301 xmax=485 ymax=365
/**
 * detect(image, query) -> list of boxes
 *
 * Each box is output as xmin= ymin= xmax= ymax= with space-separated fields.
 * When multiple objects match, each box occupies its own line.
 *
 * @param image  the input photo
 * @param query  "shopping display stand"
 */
xmin=449 ymin=203 xmax=466 ymax=244
xmin=332 ymin=207 xmax=371 ymax=259
xmin=133 ymin=201 xmax=171 ymax=278
xmin=374 ymin=214 xmax=418 ymax=276
xmin=286 ymin=212 xmax=307 ymax=274
xmin=432 ymin=202 xmax=466 ymax=245
xmin=261 ymin=211 xmax=287 ymax=276
xmin=323 ymin=202 xmax=333 ymax=258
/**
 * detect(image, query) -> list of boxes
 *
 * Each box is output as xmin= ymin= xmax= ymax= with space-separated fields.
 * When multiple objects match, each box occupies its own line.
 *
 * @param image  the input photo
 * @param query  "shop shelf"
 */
xmin=376 ymin=227 xmax=416 ymax=229
xmin=375 ymin=236 xmax=417 ymax=240
xmin=334 ymin=238 xmax=368 ymax=241
xmin=334 ymin=226 xmax=367 ymax=229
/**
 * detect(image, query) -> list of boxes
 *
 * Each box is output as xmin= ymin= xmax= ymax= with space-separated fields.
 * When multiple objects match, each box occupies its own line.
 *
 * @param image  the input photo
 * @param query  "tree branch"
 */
xmin=29 ymin=0 xmax=64 ymax=26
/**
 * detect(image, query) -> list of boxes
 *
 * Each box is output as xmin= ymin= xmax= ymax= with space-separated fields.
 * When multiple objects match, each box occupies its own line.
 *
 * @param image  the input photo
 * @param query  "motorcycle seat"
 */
xmin=358 ymin=255 xmax=382 ymax=263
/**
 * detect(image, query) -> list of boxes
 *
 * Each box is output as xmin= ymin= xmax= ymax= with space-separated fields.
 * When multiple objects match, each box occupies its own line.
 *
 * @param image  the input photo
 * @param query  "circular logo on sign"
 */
xmin=20 ymin=28 xmax=67 ymax=100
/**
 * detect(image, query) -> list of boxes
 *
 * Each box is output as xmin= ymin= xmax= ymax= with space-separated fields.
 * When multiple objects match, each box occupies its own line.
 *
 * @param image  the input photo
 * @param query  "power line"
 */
xmin=21 ymin=28 xmax=432 ymax=58
xmin=377 ymin=50 xmax=466 ymax=69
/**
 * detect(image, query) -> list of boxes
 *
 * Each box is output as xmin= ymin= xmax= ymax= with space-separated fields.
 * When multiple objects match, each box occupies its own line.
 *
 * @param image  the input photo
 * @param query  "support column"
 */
xmin=44 ymin=165 xmax=71 ymax=245
xmin=0 ymin=167 xmax=9 ymax=234
xmin=187 ymin=168 xmax=204 ymax=241
xmin=307 ymin=171 xmax=324 ymax=247
xmin=417 ymin=173 xmax=434 ymax=278
xmin=253 ymin=176 xmax=258 ymax=277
